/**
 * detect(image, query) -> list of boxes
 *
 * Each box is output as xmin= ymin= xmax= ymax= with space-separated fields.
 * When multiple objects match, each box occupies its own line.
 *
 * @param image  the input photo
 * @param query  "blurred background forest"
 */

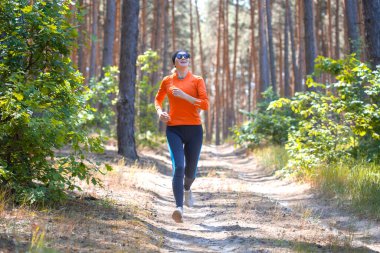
xmin=72 ymin=0 xmax=379 ymax=144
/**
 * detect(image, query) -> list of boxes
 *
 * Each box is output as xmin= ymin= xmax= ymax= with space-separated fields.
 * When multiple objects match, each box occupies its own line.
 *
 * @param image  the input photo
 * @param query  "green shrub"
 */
xmin=269 ymin=55 xmax=380 ymax=174
xmin=80 ymin=66 xmax=119 ymax=136
xmin=136 ymin=50 xmax=162 ymax=147
xmin=0 ymin=0 xmax=110 ymax=203
xmin=232 ymin=87 xmax=298 ymax=148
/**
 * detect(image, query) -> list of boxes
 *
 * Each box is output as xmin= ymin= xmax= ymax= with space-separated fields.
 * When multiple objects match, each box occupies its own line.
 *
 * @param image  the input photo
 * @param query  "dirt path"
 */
xmin=139 ymin=144 xmax=380 ymax=252
xmin=1 ymin=144 xmax=380 ymax=252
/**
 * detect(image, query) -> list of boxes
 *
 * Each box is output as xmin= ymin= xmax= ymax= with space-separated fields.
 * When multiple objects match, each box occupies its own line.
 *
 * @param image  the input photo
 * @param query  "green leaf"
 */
xmin=21 ymin=6 xmax=33 ymax=14
xmin=13 ymin=92 xmax=24 ymax=101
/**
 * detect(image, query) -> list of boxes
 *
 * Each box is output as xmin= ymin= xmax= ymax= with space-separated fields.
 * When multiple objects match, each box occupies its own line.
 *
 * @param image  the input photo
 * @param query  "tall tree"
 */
xmin=303 ymin=0 xmax=317 ymax=83
xmin=140 ymin=0 xmax=147 ymax=54
xmin=171 ymin=0 xmax=176 ymax=51
xmin=258 ymin=0 xmax=270 ymax=97
xmin=362 ymin=0 xmax=380 ymax=68
xmin=249 ymin=0 xmax=259 ymax=109
xmin=214 ymin=0 xmax=223 ymax=145
xmin=162 ymin=0 xmax=170 ymax=75
xmin=222 ymin=0 xmax=231 ymax=139
xmin=335 ymin=0 xmax=340 ymax=59
xmin=190 ymin=0 xmax=195 ymax=72
xmin=117 ymin=0 xmax=139 ymax=160
xmin=195 ymin=0 xmax=211 ymax=142
xmin=266 ymin=0 xmax=276 ymax=94
xmin=297 ymin=0 xmax=305 ymax=91
xmin=231 ymin=0 xmax=239 ymax=125
xmin=344 ymin=0 xmax=360 ymax=54
xmin=327 ymin=0 xmax=333 ymax=58
xmin=89 ymin=0 xmax=98 ymax=79
xmin=77 ymin=0 xmax=86 ymax=77
xmin=287 ymin=0 xmax=299 ymax=93
xmin=101 ymin=0 xmax=116 ymax=77
xmin=284 ymin=0 xmax=290 ymax=97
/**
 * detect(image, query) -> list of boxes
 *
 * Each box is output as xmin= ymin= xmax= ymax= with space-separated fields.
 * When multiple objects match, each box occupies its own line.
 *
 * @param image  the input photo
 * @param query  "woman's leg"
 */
xmin=184 ymin=125 xmax=203 ymax=190
xmin=166 ymin=127 xmax=185 ymax=208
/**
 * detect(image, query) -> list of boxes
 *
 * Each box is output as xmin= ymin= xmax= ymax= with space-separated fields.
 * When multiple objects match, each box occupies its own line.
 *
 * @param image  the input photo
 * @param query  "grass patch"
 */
xmin=251 ymin=145 xmax=288 ymax=173
xmin=316 ymin=159 xmax=380 ymax=219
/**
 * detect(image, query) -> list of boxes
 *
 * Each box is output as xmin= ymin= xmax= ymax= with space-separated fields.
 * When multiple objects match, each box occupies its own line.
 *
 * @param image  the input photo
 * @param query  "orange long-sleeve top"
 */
xmin=154 ymin=71 xmax=209 ymax=126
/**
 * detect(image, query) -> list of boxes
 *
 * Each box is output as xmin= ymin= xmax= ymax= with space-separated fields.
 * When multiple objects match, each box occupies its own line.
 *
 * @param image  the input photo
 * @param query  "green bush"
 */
xmin=232 ymin=88 xmax=298 ymax=148
xmin=270 ymin=55 xmax=380 ymax=173
xmin=136 ymin=49 xmax=162 ymax=147
xmin=0 ymin=0 xmax=110 ymax=203
xmin=80 ymin=66 xmax=119 ymax=136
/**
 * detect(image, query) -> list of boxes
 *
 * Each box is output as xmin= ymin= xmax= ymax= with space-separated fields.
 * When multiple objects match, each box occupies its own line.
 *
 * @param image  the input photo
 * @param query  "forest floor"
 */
xmin=1 ymin=143 xmax=380 ymax=252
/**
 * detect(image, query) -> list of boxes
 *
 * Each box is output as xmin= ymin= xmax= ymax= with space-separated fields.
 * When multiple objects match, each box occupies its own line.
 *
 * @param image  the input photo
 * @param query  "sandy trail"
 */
xmin=139 ymin=144 xmax=380 ymax=252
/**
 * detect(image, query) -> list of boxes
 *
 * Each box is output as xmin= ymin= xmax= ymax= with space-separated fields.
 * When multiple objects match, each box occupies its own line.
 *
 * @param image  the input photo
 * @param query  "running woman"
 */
xmin=154 ymin=50 xmax=209 ymax=223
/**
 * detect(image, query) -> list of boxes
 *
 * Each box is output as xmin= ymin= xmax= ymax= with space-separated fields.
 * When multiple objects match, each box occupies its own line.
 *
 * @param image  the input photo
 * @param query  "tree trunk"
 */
xmin=362 ymin=0 xmax=380 ymax=68
xmin=171 ymin=0 xmax=176 ymax=51
xmin=231 ymin=0 xmax=238 ymax=127
xmin=287 ymin=1 xmax=299 ymax=94
xmin=328 ymin=0 xmax=333 ymax=58
xmin=101 ymin=0 xmax=116 ymax=77
xmin=214 ymin=0 xmax=223 ymax=145
xmin=279 ymin=28 xmax=284 ymax=97
xmin=284 ymin=0 xmax=290 ymax=97
xmin=222 ymin=0 xmax=231 ymax=140
xmin=344 ymin=0 xmax=360 ymax=54
xmin=113 ymin=0 xmax=121 ymax=68
xmin=297 ymin=0 xmax=304 ymax=90
xmin=190 ymin=0 xmax=195 ymax=72
xmin=258 ymin=0 xmax=270 ymax=98
xmin=266 ymin=0 xmax=276 ymax=94
xmin=195 ymin=0 xmax=211 ymax=142
xmin=303 ymin=0 xmax=317 ymax=83
xmin=117 ymin=0 xmax=139 ymax=160
xmin=89 ymin=0 xmax=98 ymax=79
xmin=77 ymin=0 xmax=86 ymax=77
xmin=335 ymin=0 xmax=340 ymax=59
xmin=162 ymin=0 xmax=170 ymax=76
xmin=140 ymin=0 xmax=147 ymax=54
xmin=250 ymin=0 xmax=259 ymax=109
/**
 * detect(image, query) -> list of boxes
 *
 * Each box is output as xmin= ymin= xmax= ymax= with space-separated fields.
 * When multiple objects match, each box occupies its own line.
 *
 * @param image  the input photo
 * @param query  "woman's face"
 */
xmin=175 ymin=51 xmax=190 ymax=69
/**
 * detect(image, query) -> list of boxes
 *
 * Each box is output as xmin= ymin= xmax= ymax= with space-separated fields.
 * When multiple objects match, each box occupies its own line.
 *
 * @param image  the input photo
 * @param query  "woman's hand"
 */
xmin=172 ymin=88 xmax=187 ymax=99
xmin=172 ymin=88 xmax=200 ymax=105
xmin=158 ymin=110 xmax=170 ymax=123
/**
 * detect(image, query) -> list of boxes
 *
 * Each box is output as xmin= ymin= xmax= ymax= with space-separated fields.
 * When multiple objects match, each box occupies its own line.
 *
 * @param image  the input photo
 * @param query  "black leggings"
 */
xmin=166 ymin=125 xmax=203 ymax=208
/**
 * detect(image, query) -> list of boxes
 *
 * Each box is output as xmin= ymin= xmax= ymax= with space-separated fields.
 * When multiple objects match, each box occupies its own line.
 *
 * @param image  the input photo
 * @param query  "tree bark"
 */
xmin=284 ymin=0 xmax=290 ymax=97
xmin=162 ymin=0 xmax=170 ymax=76
xmin=190 ymin=0 xmax=195 ymax=72
xmin=250 ymin=0 xmax=259 ymax=109
xmin=266 ymin=0 xmax=276 ymax=94
xmin=344 ymin=0 xmax=360 ymax=54
xmin=171 ymin=0 xmax=176 ymax=51
xmin=362 ymin=0 xmax=380 ymax=68
xmin=101 ymin=0 xmax=116 ymax=77
xmin=77 ymin=0 xmax=86 ymax=78
xmin=117 ymin=0 xmax=139 ymax=160
xmin=287 ymin=1 xmax=299 ymax=94
xmin=303 ymin=0 xmax=317 ymax=83
xmin=214 ymin=0 xmax=223 ymax=145
xmin=328 ymin=0 xmax=333 ymax=58
xmin=89 ymin=0 xmax=98 ymax=79
xmin=195 ymin=0 xmax=211 ymax=142
xmin=140 ymin=0 xmax=147 ymax=54
xmin=232 ymin=0 xmax=238 ymax=125
xmin=335 ymin=0 xmax=340 ymax=59
xmin=258 ymin=0 xmax=270 ymax=98
xmin=297 ymin=0 xmax=304 ymax=90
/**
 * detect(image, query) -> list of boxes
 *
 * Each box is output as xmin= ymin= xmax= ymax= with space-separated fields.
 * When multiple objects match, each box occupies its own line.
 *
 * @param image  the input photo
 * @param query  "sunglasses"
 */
xmin=176 ymin=53 xmax=190 ymax=60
